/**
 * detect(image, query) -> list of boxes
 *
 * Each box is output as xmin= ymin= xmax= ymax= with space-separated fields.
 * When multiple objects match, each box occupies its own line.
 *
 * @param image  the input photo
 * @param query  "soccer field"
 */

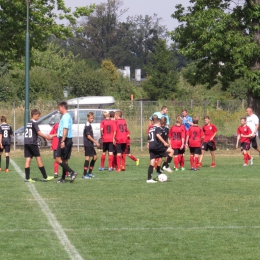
xmin=1 ymin=149 xmax=260 ymax=260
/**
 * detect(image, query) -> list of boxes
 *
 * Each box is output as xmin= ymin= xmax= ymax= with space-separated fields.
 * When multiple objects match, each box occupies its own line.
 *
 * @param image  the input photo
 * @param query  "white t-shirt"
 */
xmin=246 ymin=114 xmax=259 ymax=136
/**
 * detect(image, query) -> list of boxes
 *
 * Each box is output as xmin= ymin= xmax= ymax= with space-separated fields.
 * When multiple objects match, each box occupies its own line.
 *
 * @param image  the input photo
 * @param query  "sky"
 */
xmin=63 ymin=0 xmax=192 ymax=31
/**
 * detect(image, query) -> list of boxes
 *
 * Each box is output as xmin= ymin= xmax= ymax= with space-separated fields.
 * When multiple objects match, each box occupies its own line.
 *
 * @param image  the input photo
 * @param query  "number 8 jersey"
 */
xmin=0 ymin=123 xmax=13 ymax=145
xmin=24 ymin=120 xmax=40 ymax=145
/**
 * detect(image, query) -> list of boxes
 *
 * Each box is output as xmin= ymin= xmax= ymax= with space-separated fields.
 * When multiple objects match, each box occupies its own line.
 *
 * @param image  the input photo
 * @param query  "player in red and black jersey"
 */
xmin=0 ymin=115 xmax=13 ymax=172
xmin=147 ymin=115 xmax=173 ymax=183
xmin=199 ymin=116 xmax=218 ymax=168
xmin=113 ymin=111 xmax=129 ymax=171
xmin=168 ymin=116 xmax=185 ymax=171
xmin=236 ymin=117 xmax=253 ymax=166
xmin=24 ymin=109 xmax=53 ymax=182
xmin=186 ymin=117 xmax=204 ymax=171
xmin=99 ymin=110 xmax=115 ymax=171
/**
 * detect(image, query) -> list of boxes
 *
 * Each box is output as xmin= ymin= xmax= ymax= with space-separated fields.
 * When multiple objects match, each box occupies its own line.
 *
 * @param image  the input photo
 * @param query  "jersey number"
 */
xmin=119 ymin=124 xmax=127 ymax=133
xmin=106 ymin=125 xmax=111 ymax=134
xmin=3 ymin=130 xmax=8 ymax=138
xmin=25 ymin=129 xmax=32 ymax=138
xmin=173 ymin=132 xmax=181 ymax=140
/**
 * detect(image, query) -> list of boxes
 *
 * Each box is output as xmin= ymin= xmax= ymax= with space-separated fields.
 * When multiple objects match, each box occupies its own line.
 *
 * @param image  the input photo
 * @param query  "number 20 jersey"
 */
xmin=24 ymin=120 xmax=40 ymax=145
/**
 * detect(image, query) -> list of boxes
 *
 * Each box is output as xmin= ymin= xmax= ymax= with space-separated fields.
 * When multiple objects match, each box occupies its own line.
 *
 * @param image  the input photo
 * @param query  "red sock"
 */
xmin=101 ymin=154 xmax=106 ymax=168
xmin=194 ymin=157 xmax=199 ymax=169
xmin=113 ymin=156 xmax=117 ymax=168
xmin=247 ymin=154 xmax=251 ymax=160
xmin=108 ymin=155 xmax=113 ymax=168
xmin=190 ymin=155 xmax=194 ymax=168
xmin=116 ymin=156 xmax=121 ymax=170
xmin=180 ymin=154 xmax=185 ymax=167
xmin=128 ymin=154 xmax=137 ymax=162
xmin=243 ymin=154 xmax=248 ymax=164
xmin=54 ymin=162 xmax=59 ymax=173
xmin=122 ymin=154 xmax=126 ymax=167
xmin=174 ymin=156 xmax=179 ymax=169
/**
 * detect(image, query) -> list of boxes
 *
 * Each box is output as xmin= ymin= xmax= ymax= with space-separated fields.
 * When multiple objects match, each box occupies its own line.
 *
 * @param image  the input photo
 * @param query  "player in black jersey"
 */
xmin=24 ymin=109 xmax=54 ymax=182
xmin=146 ymin=115 xmax=173 ymax=183
xmin=0 ymin=116 xmax=13 ymax=172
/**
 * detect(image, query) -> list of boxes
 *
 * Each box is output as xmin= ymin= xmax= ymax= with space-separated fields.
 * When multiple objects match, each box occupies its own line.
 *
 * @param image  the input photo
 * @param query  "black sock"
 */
xmin=147 ymin=165 xmax=154 ymax=180
xmin=162 ymin=161 xmax=167 ymax=168
xmin=39 ymin=166 xmax=47 ymax=179
xmin=6 ymin=156 xmax=9 ymax=169
xmin=59 ymin=162 xmax=74 ymax=174
xmin=88 ymin=159 xmax=96 ymax=174
xmin=84 ymin=160 xmax=89 ymax=176
xmin=156 ymin=166 xmax=161 ymax=173
xmin=25 ymin=167 xmax=30 ymax=180
xmin=62 ymin=168 xmax=66 ymax=179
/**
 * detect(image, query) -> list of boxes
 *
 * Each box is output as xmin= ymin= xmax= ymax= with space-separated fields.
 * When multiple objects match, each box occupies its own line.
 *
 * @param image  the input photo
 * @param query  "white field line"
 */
xmin=2 ymin=225 xmax=260 ymax=233
xmin=10 ymin=159 xmax=84 ymax=260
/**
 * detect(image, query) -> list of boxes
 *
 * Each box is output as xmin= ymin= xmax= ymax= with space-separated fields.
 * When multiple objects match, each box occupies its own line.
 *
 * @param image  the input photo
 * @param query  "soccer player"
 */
xmin=99 ymin=110 xmax=115 ymax=171
xmin=49 ymin=122 xmax=60 ymax=178
xmin=0 ymin=116 xmax=13 ymax=172
xmin=168 ymin=116 xmax=185 ymax=171
xmin=24 ymin=109 xmax=54 ymax=182
xmin=199 ymin=116 xmax=218 ymax=168
xmin=82 ymin=112 xmax=101 ymax=178
xmin=236 ymin=117 xmax=253 ymax=166
xmin=147 ymin=115 xmax=173 ymax=183
xmin=113 ymin=111 xmax=129 ymax=172
xmin=125 ymin=135 xmax=140 ymax=166
xmin=56 ymin=101 xmax=78 ymax=183
xmin=246 ymin=107 xmax=260 ymax=156
xmin=186 ymin=117 xmax=204 ymax=171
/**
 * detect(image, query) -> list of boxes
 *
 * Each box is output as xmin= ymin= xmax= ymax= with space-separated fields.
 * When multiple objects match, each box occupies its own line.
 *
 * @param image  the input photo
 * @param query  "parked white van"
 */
xmin=13 ymin=96 xmax=116 ymax=147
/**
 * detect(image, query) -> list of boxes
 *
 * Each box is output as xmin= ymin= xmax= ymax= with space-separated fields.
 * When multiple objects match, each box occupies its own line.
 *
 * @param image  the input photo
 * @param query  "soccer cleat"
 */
xmin=57 ymin=178 xmax=66 ymax=183
xmin=146 ymin=179 xmax=157 ymax=183
xmin=174 ymin=168 xmax=179 ymax=171
xmin=136 ymin=159 xmax=140 ymax=166
xmin=88 ymin=173 xmax=96 ymax=178
xmin=99 ymin=167 xmax=104 ymax=171
xmin=54 ymin=173 xmax=58 ymax=178
xmin=250 ymin=157 xmax=253 ymax=165
xmin=193 ymin=168 xmax=198 ymax=171
xmin=70 ymin=172 xmax=78 ymax=183
xmin=4 ymin=169 xmax=9 ymax=172
xmin=24 ymin=178 xmax=35 ymax=183
xmin=162 ymin=166 xmax=173 ymax=173
xmin=108 ymin=167 xmax=113 ymax=172
xmin=153 ymin=177 xmax=159 ymax=181
xmin=180 ymin=167 xmax=185 ymax=171
xmin=210 ymin=163 xmax=216 ymax=168
xmin=190 ymin=167 xmax=194 ymax=170
xmin=197 ymin=163 xmax=202 ymax=168
xmin=121 ymin=166 xmax=126 ymax=171
xmin=116 ymin=169 xmax=121 ymax=172
xmin=82 ymin=174 xmax=91 ymax=179
xmin=243 ymin=164 xmax=248 ymax=166
xmin=43 ymin=176 xmax=54 ymax=182
xmin=160 ymin=168 xmax=164 ymax=173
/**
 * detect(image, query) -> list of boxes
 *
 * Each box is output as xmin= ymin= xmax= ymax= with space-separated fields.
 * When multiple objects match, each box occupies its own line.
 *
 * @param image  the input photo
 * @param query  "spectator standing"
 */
xmin=246 ymin=107 xmax=260 ymax=156
xmin=149 ymin=106 xmax=170 ymax=127
xmin=181 ymin=109 xmax=193 ymax=131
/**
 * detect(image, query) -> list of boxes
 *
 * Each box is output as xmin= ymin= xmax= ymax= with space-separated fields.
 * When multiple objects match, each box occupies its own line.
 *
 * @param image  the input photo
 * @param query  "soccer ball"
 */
xmin=158 ymin=173 xmax=167 ymax=182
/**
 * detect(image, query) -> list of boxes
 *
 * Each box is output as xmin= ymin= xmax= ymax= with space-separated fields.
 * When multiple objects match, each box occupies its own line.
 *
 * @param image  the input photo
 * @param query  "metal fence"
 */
xmin=1 ymin=99 xmax=247 ymax=151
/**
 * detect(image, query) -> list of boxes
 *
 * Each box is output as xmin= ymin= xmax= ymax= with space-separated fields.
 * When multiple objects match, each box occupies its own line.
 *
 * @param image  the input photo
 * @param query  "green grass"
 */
xmin=1 ymin=149 xmax=260 ymax=259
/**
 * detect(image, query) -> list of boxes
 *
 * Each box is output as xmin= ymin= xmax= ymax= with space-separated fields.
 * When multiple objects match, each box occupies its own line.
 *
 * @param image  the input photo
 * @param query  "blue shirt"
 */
xmin=57 ymin=112 xmax=73 ymax=138
xmin=182 ymin=115 xmax=192 ymax=130
xmin=150 ymin=112 xmax=170 ymax=125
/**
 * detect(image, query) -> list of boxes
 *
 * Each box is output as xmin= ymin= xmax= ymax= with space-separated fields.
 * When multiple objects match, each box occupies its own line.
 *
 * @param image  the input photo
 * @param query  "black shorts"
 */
xmin=102 ymin=142 xmax=114 ymax=153
xmin=116 ymin=143 xmax=127 ymax=154
xmin=56 ymin=138 xmax=73 ymax=160
xmin=202 ymin=141 xmax=216 ymax=151
xmin=179 ymin=148 xmax=185 ymax=154
xmin=173 ymin=149 xmax=182 ymax=156
xmin=241 ymin=142 xmax=250 ymax=151
xmin=189 ymin=147 xmax=202 ymax=155
xmin=84 ymin=145 xmax=97 ymax=157
xmin=0 ymin=145 xmax=11 ymax=153
xmin=124 ymin=145 xmax=130 ymax=155
xmin=149 ymin=148 xmax=168 ymax=160
xmin=250 ymin=136 xmax=258 ymax=149
xmin=53 ymin=150 xmax=58 ymax=159
xmin=24 ymin=144 xmax=40 ymax=158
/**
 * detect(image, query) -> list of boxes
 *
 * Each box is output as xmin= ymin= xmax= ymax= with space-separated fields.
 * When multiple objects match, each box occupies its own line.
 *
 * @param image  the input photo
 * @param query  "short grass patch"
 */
xmin=1 ymin=149 xmax=260 ymax=259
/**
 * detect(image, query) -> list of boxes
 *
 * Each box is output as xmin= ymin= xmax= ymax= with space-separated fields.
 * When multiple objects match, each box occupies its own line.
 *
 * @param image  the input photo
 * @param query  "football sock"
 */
xmin=108 ymin=155 xmax=113 ymax=168
xmin=162 ymin=161 xmax=167 ymax=168
xmin=88 ymin=159 xmax=96 ymax=174
xmin=122 ymin=154 xmax=126 ymax=167
xmin=167 ymin=156 xmax=172 ymax=165
xmin=62 ymin=168 xmax=66 ymax=179
xmin=243 ymin=154 xmax=248 ymax=164
xmin=39 ymin=166 xmax=47 ymax=179
xmin=84 ymin=160 xmax=89 ymax=176
xmin=59 ymin=161 xmax=74 ymax=174
xmin=54 ymin=162 xmax=59 ymax=174
xmin=6 ymin=156 xmax=9 ymax=169
xmin=101 ymin=154 xmax=106 ymax=168
xmin=116 ymin=155 xmax=121 ymax=170
xmin=128 ymin=154 xmax=137 ymax=161
xmin=247 ymin=154 xmax=251 ymax=160
xmin=25 ymin=167 xmax=30 ymax=180
xmin=156 ymin=166 xmax=161 ymax=173
xmin=180 ymin=154 xmax=185 ymax=167
xmin=174 ymin=156 xmax=179 ymax=169
xmin=147 ymin=165 xmax=154 ymax=180
xmin=195 ymin=157 xmax=199 ymax=169
xmin=190 ymin=155 xmax=194 ymax=168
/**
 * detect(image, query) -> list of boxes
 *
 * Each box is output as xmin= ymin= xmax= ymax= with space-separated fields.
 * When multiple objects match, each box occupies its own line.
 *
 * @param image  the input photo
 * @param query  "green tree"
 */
xmin=171 ymin=0 xmax=260 ymax=111
xmin=0 ymin=0 xmax=95 ymax=64
xmin=142 ymin=39 xmax=179 ymax=100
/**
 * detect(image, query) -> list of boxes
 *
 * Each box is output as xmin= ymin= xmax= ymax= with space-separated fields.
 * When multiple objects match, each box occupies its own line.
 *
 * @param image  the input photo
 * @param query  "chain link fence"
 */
xmin=1 ymin=99 xmax=247 ymax=151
